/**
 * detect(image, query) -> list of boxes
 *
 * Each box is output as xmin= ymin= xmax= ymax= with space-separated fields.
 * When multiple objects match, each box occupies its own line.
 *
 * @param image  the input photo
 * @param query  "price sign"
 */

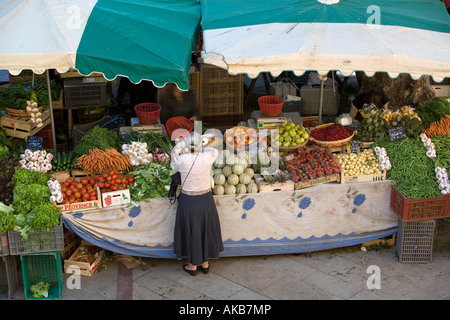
xmin=388 ymin=126 xmax=407 ymax=142
xmin=346 ymin=142 xmax=363 ymax=154
xmin=26 ymin=136 xmax=43 ymax=150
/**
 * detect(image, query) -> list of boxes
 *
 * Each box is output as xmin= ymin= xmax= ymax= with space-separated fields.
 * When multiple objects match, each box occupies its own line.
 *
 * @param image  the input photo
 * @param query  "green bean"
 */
xmin=375 ymin=136 xmax=446 ymax=199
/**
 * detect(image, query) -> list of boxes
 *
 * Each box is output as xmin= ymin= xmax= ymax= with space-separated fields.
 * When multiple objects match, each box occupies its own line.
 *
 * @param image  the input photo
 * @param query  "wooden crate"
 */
xmin=61 ymin=228 xmax=81 ymax=261
xmin=340 ymin=170 xmax=387 ymax=184
xmin=49 ymin=171 xmax=71 ymax=181
xmin=294 ymin=173 xmax=340 ymax=190
xmin=70 ymin=169 xmax=88 ymax=179
xmin=64 ymin=240 xmax=105 ymax=277
xmin=0 ymin=110 xmax=51 ymax=139
xmin=56 ymin=185 xmax=102 ymax=214
xmin=198 ymin=64 xmax=244 ymax=127
xmin=254 ymin=174 xmax=295 ymax=192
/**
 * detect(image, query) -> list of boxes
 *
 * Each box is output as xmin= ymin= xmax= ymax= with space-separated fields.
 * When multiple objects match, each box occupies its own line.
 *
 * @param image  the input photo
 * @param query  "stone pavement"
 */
xmin=11 ymin=242 xmax=450 ymax=301
xmin=9 ymin=221 xmax=450 ymax=301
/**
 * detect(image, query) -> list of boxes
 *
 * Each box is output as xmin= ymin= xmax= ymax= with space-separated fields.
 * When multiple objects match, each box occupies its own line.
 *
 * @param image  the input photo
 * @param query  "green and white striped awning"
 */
xmin=200 ymin=0 xmax=450 ymax=81
xmin=0 ymin=0 xmax=201 ymax=90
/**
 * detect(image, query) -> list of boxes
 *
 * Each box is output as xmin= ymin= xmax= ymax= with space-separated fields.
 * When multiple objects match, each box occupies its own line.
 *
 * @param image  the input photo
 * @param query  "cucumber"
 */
xmin=62 ymin=152 xmax=67 ymax=164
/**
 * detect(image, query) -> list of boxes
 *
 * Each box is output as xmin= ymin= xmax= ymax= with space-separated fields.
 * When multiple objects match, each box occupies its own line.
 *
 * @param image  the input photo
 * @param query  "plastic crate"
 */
xmin=64 ymin=78 xmax=107 ymax=107
xmin=0 ymin=232 xmax=9 ymax=257
xmin=21 ymin=251 xmax=63 ymax=300
xmin=390 ymin=185 xmax=450 ymax=221
xmin=7 ymin=223 xmax=64 ymax=256
xmin=72 ymin=115 xmax=124 ymax=147
xmin=282 ymin=100 xmax=302 ymax=113
xmin=396 ymin=219 xmax=436 ymax=264
xmin=0 ymin=255 xmax=19 ymax=300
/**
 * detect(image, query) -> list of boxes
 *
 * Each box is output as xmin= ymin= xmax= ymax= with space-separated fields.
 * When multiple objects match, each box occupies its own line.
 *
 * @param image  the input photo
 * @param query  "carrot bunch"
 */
xmin=75 ymin=148 xmax=132 ymax=175
xmin=423 ymin=115 xmax=450 ymax=137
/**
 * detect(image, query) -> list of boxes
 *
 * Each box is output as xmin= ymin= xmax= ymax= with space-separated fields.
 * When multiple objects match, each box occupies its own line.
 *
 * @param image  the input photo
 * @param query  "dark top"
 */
xmin=352 ymin=91 xmax=389 ymax=122
xmin=158 ymin=90 xmax=200 ymax=125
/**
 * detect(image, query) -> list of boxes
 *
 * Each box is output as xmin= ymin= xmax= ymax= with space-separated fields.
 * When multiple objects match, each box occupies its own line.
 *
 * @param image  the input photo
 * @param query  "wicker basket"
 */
xmin=309 ymin=123 xmax=356 ymax=147
xmin=5 ymin=107 xmax=43 ymax=118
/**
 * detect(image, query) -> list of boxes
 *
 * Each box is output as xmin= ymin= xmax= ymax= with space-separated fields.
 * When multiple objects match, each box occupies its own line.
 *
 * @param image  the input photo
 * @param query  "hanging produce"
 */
xmin=26 ymin=91 xmax=44 ymax=128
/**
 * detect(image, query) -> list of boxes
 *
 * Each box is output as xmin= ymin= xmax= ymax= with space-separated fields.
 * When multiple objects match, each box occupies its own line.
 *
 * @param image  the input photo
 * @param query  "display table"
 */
xmin=62 ymin=180 xmax=398 ymax=258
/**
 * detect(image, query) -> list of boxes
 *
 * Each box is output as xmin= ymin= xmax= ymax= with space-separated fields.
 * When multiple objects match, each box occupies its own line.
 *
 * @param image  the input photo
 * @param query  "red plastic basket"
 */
xmin=165 ymin=116 xmax=193 ymax=139
xmin=390 ymin=185 xmax=450 ymax=221
xmin=134 ymin=103 xmax=161 ymax=124
xmin=258 ymin=95 xmax=285 ymax=117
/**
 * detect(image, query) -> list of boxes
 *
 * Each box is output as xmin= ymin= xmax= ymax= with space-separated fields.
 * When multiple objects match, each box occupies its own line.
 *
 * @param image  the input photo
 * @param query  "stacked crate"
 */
xmin=390 ymin=186 xmax=450 ymax=263
xmin=197 ymin=64 xmax=244 ymax=128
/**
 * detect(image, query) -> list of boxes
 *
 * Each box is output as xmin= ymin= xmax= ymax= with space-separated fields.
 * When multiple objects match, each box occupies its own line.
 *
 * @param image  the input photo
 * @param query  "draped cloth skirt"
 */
xmin=174 ymin=191 xmax=224 ymax=265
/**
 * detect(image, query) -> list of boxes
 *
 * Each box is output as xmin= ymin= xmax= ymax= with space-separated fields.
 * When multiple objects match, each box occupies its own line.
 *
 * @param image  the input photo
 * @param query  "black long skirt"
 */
xmin=174 ymin=191 xmax=224 ymax=265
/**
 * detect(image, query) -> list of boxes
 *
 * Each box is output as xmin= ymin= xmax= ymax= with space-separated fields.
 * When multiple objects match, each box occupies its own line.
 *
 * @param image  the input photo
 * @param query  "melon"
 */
xmin=246 ymin=182 xmax=258 ymax=193
xmin=224 ymin=184 xmax=236 ymax=195
xmin=213 ymin=185 xmax=224 ymax=195
xmin=236 ymin=184 xmax=247 ymax=194
xmin=221 ymin=165 xmax=233 ymax=177
xmin=239 ymin=173 xmax=251 ymax=185
xmin=243 ymin=167 xmax=254 ymax=178
xmin=214 ymin=174 xmax=226 ymax=186
xmin=232 ymin=164 xmax=244 ymax=175
xmin=227 ymin=173 xmax=239 ymax=186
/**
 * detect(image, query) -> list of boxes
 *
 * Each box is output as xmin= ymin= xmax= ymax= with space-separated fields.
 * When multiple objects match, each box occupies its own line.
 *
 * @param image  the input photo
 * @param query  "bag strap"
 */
xmin=181 ymin=153 xmax=199 ymax=192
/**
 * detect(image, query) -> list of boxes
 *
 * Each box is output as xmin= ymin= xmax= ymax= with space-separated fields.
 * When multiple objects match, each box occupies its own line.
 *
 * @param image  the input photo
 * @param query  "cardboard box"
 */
xmin=432 ymin=85 xmax=450 ymax=102
xmin=101 ymin=188 xmax=131 ymax=207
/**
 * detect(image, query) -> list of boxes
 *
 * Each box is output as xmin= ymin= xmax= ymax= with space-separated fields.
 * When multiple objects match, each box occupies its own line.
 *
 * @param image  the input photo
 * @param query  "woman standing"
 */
xmin=173 ymin=132 xmax=223 ymax=276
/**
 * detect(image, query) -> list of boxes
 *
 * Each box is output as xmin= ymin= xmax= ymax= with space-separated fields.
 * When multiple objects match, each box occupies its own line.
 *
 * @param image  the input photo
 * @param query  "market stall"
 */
xmin=62 ymin=181 xmax=397 ymax=258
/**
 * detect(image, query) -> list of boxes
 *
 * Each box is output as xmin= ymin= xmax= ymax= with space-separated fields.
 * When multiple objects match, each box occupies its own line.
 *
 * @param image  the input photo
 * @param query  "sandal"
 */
xmin=199 ymin=263 xmax=209 ymax=274
xmin=183 ymin=264 xmax=197 ymax=276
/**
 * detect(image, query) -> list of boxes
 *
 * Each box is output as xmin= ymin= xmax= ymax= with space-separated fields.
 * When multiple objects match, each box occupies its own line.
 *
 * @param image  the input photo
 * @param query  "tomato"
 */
xmin=95 ymin=175 xmax=101 ymax=181
xmin=109 ymin=170 xmax=116 ymax=176
xmin=89 ymin=178 xmax=95 ymax=186
xmin=65 ymin=189 xmax=73 ymax=197
xmin=89 ymin=196 xmax=97 ymax=201
xmin=111 ymin=185 xmax=117 ymax=191
xmin=74 ymin=191 xmax=81 ymax=199
xmin=106 ymin=176 xmax=112 ymax=181
xmin=128 ymin=177 xmax=134 ymax=183
xmin=80 ymin=178 xmax=88 ymax=185
xmin=98 ymin=182 xmax=104 ymax=188
xmin=101 ymin=188 xmax=107 ymax=193
xmin=64 ymin=181 xmax=71 ymax=188
xmin=82 ymin=193 xmax=90 ymax=200
xmin=104 ymin=182 xmax=111 ymax=188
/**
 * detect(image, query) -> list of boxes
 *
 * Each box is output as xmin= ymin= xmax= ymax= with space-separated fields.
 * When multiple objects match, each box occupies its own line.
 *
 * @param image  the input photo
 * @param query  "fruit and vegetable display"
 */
xmin=48 ymin=151 xmax=77 ymax=173
xmin=211 ymin=150 xmax=258 ymax=195
xmin=58 ymin=176 xmax=98 ymax=204
xmin=355 ymin=106 xmax=423 ymax=142
xmin=334 ymin=149 xmax=384 ymax=177
xmin=283 ymin=146 xmax=341 ymax=183
xmin=224 ymin=126 xmax=267 ymax=150
xmin=375 ymin=134 xmax=450 ymax=199
xmin=271 ymin=121 xmax=309 ymax=148
xmin=0 ymin=79 xmax=61 ymax=111
xmin=310 ymin=123 xmax=354 ymax=143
